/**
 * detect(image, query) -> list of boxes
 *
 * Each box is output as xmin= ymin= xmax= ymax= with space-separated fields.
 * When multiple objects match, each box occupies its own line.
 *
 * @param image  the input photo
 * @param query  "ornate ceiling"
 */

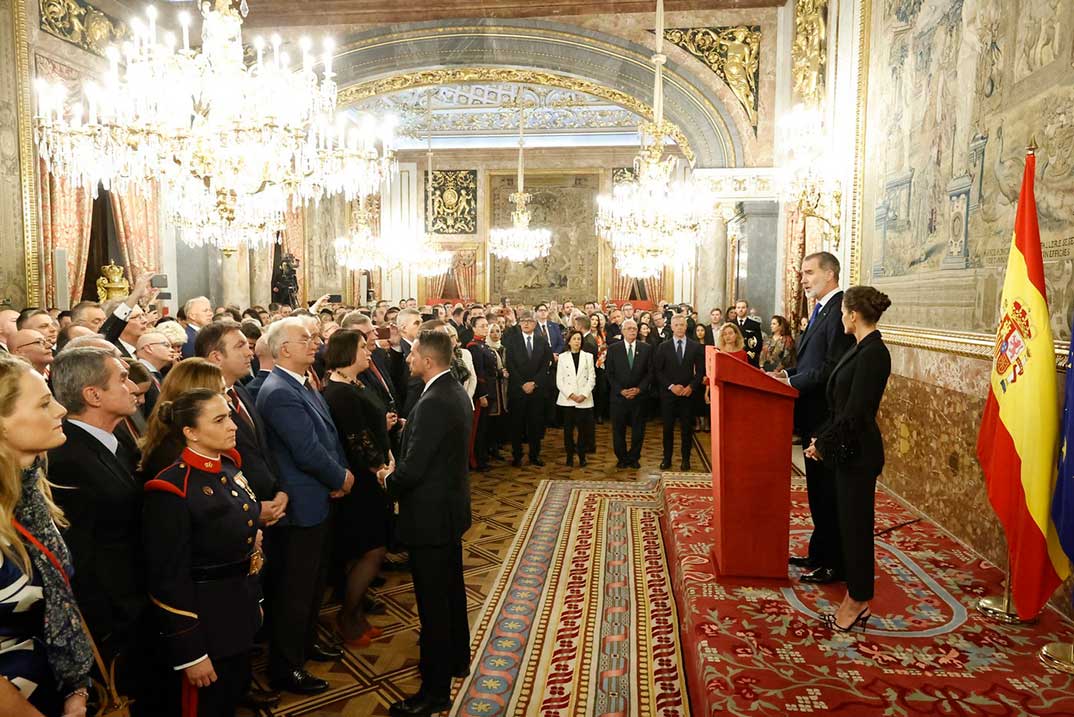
xmin=229 ymin=1 xmax=784 ymax=28
xmin=351 ymin=83 xmax=644 ymax=144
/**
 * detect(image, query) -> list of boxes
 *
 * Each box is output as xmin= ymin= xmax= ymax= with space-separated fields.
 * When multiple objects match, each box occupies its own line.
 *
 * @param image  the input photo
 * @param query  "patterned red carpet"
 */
xmin=669 ymin=444 xmax=1074 ymax=716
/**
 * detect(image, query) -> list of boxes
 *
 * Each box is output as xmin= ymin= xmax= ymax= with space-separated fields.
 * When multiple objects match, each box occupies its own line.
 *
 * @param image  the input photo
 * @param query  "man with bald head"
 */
xmin=180 ymin=296 xmax=213 ymax=358
xmin=0 ymin=308 xmax=18 ymax=351
xmin=12 ymin=329 xmax=53 ymax=375
xmin=245 ymin=335 xmax=276 ymax=400
xmin=135 ymin=331 xmax=173 ymax=414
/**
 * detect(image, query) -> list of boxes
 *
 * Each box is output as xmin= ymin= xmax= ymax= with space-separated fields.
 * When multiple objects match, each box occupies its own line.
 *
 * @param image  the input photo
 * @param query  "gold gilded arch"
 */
xmin=337 ymin=67 xmax=697 ymax=167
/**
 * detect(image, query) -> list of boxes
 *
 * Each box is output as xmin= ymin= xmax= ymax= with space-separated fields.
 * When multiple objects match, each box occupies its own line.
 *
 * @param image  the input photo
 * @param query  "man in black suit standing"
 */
xmin=653 ymin=315 xmax=705 ymax=471
xmin=505 ymin=310 xmax=554 ymax=467
xmin=605 ymin=319 xmax=652 ymax=469
xmin=377 ymin=331 xmax=472 ymax=717
xmin=771 ymin=251 xmax=854 ymax=584
xmin=390 ymin=308 xmax=424 ymax=417
xmin=651 ymin=312 xmax=673 ymax=343
xmin=733 ymin=300 xmax=764 ymax=367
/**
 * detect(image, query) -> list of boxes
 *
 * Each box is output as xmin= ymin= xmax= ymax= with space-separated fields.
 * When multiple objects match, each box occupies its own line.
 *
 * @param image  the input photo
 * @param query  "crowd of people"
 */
xmin=0 ymin=251 xmax=892 ymax=717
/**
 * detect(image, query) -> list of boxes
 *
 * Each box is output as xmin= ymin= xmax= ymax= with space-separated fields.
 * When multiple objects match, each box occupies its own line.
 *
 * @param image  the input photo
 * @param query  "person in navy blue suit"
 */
xmin=180 ymin=297 xmax=214 ymax=359
xmin=256 ymin=318 xmax=355 ymax=696
xmin=533 ymin=303 xmax=565 ymax=354
xmin=771 ymin=252 xmax=855 ymax=585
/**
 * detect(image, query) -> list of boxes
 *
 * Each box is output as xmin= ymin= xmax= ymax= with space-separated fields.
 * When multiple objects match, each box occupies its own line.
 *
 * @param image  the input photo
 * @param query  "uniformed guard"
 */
xmin=142 ymin=388 xmax=263 ymax=717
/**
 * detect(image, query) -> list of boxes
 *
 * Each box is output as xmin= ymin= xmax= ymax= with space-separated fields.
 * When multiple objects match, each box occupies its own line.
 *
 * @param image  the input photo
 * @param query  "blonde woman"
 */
xmin=0 ymin=355 xmax=92 ymax=717
xmin=139 ymin=358 xmax=226 ymax=480
xmin=716 ymin=322 xmax=749 ymax=363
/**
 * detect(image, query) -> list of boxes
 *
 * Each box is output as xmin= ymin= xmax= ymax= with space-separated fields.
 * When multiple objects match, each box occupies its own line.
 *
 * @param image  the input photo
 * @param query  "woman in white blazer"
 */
xmin=556 ymin=330 xmax=596 ymax=467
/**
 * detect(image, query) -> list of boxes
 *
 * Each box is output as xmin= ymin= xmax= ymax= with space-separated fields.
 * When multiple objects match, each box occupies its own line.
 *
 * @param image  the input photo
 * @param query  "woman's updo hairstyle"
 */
xmin=843 ymin=286 xmax=892 ymax=324
xmin=157 ymin=388 xmax=220 ymax=435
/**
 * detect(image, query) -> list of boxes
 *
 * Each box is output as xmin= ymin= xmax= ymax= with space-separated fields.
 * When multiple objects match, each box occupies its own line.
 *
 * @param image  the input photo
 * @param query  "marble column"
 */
xmin=737 ymin=200 xmax=780 ymax=320
xmin=695 ymin=217 xmax=728 ymax=312
xmin=220 ymin=246 xmax=251 ymax=308
xmin=248 ymin=244 xmax=274 ymax=307
xmin=0 ymin=0 xmax=28 ymax=306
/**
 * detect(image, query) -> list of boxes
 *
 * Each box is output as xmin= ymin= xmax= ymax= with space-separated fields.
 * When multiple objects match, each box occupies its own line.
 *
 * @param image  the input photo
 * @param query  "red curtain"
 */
xmin=611 ymin=269 xmax=632 ymax=301
xmin=453 ymin=251 xmax=476 ymax=300
xmin=425 ymin=271 xmax=448 ymax=300
xmin=111 ymin=183 xmax=161 ymax=282
xmin=39 ymin=159 xmax=93 ymax=307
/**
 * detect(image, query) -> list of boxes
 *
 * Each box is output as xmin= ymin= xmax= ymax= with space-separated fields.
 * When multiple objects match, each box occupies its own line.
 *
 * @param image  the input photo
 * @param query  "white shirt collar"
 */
xmin=68 ymin=419 xmax=119 ymax=455
xmin=421 ymin=369 xmax=452 ymax=396
xmin=278 ymin=365 xmax=307 ymax=386
xmin=139 ymin=358 xmax=162 ymax=375
xmin=817 ymin=286 xmax=840 ymax=308
xmin=120 ymin=339 xmax=137 ymax=356
xmin=625 ymin=340 xmax=635 ymax=350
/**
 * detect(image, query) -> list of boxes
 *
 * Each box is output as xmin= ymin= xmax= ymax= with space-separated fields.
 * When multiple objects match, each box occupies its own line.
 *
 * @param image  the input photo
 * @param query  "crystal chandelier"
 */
xmin=407 ymin=93 xmax=453 ymax=278
xmin=778 ymin=103 xmax=843 ymax=246
xmin=489 ymin=102 xmax=553 ymax=263
xmin=594 ymin=0 xmax=712 ymax=278
xmin=334 ymin=194 xmax=395 ymax=272
xmin=33 ymin=0 xmax=397 ymax=251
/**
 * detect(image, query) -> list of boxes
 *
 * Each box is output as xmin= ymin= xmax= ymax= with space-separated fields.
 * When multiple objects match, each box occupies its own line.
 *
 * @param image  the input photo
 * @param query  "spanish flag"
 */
xmin=977 ymin=147 xmax=1069 ymax=619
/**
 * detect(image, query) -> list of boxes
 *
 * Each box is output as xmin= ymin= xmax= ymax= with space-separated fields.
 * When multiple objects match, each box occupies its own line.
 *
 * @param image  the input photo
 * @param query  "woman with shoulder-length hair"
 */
xmin=715 ymin=322 xmax=749 ymax=363
xmin=139 ymin=359 xmax=227 ymax=480
xmin=0 ymin=354 xmax=92 ymax=717
xmin=320 ymin=329 xmax=393 ymax=648
xmin=142 ymin=388 xmax=263 ymax=717
xmin=761 ymin=315 xmax=797 ymax=373
xmin=805 ymin=286 xmax=892 ymax=633
xmin=556 ymin=330 xmax=596 ymax=468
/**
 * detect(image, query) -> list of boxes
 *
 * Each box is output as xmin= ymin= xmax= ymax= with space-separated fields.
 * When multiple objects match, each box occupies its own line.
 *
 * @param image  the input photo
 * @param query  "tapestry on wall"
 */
xmin=489 ymin=174 xmax=600 ymax=306
xmin=425 ymin=169 xmax=477 ymax=235
xmin=860 ymin=0 xmax=1074 ymax=339
xmin=303 ymin=193 xmax=347 ymax=301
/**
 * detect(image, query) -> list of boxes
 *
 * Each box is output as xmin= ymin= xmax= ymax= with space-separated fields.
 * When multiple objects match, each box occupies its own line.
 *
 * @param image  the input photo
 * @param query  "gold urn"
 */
xmin=95 ymin=260 xmax=130 ymax=302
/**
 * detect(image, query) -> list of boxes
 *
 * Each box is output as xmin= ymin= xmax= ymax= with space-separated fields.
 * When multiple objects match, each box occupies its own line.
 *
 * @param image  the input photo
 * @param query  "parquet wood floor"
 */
xmin=252 ymin=418 xmax=680 ymax=716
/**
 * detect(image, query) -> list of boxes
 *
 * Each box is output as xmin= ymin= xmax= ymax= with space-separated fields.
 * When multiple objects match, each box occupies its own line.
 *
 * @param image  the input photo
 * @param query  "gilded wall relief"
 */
xmin=489 ymin=173 xmax=600 ymax=305
xmin=663 ymin=26 xmax=761 ymax=132
xmin=303 ymin=193 xmax=347 ymax=301
xmin=860 ymin=0 xmax=1074 ymax=340
xmin=425 ymin=170 xmax=477 ymax=235
xmin=792 ymin=0 xmax=828 ymax=105
xmin=39 ymin=0 xmax=127 ymax=57
xmin=612 ymin=166 xmax=637 ymax=185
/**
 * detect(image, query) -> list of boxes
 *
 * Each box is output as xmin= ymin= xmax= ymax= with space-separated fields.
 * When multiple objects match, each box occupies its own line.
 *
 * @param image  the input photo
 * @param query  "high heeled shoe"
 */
xmin=343 ymin=626 xmax=384 ymax=649
xmin=822 ymin=606 xmax=871 ymax=633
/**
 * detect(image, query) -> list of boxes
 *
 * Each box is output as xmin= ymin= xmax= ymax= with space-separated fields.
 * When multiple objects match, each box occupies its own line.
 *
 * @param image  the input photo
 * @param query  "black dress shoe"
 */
xmin=659 ymin=460 xmax=672 ymax=470
xmin=240 ymin=686 xmax=281 ymax=709
xmin=629 ymin=460 xmax=641 ymax=469
xmin=615 ymin=460 xmax=628 ymax=469
xmin=680 ymin=459 xmax=691 ymax=471
xmin=530 ymin=458 xmax=545 ymax=467
xmin=788 ymin=556 xmax=816 ymax=569
xmin=578 ymin=455 xmax=587 ymax=467
xmin=389 ymin=691 xmax=452 ymax=716
xmin=270 ymin=669 xmax=329 ymax=695
xmin=799 ymin=567 xmax=844 ymax=584
xmin=511 ymin=458 xmax=523 ymax=468
xmin=309 ymin=641 xmax=342 ymax=661
xmin=566 ymin=456 xmax=574 ymax=467
xmin=364 ymin=595 xmax=387 ymax=614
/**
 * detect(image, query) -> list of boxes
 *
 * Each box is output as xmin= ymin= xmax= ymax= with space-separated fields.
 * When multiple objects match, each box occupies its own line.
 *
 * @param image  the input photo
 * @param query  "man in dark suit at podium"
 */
xmin=771 ymin=251 xmax=854 ymax=584
xmin=653 ymin=315 xmax=705 ymax=471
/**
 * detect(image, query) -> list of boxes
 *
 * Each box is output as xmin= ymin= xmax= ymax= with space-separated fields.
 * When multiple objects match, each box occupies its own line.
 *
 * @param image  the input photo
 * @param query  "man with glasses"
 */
xmin=257 ymin=317 xmax=354 ymax=696
xmin=391 ymin=308 xmax=423 ymax=417
xmin=11 ymin=328 xmax=53 ymax=376
xmin=134 ymin=331 xmax=174 ymax=414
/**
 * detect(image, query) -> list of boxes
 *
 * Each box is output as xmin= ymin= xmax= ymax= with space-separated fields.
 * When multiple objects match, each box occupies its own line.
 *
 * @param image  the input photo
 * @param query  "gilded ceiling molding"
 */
xmin=662 ymin=27 xmax=760 ymax=133
xmin=426 ymin=170 xmax=478 ymax=235
xmin=38 ymin=0 xmax=128 ymax=57
xmin=15 ymin=0 xmax=41 ymax=305
xmin=338 ymin=68 xmax=697 ymax=166
xmin=792 ymin=0 xmax=828 ymax=106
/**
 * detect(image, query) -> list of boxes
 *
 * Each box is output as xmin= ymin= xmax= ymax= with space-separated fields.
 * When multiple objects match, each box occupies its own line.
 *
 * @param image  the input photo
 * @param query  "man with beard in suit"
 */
xmin=770 ymin=251 xmax=854 ymax=585
xmin=653 ymin=315 xmax=706 ymax=471
xmin=376 ymin=330 xmax=472 ymax=717
xmin=505 ymin=310 xmax=554 ymax=467
xmin=733 ymin=300 xmax=764 ymax=367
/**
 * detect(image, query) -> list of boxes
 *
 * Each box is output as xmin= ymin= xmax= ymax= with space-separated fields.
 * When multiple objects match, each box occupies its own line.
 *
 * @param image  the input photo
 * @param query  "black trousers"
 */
xmin=196 ymin=653 xmax=250 ymax=717
xmin=510 ymin=391 xmax=546 ymax=460
xmin=836 ymin=467 xmax=878 ymax=600
xmin=410 ymin=543 xmax=470 ymax=698
xmin=610 ymin=397 xmax=646 ymax=463
xmin=562 ymin=406 xmax=594 ymax=458
xmin=472 ymin=404 xmax=489 ymax=468
xmin=594 ymin=368 xmax=609 ymax=420
xmin=268 ymin=518 xmax=331 ymax=679
xmin=659 ymin=394 xmax=695 ymax=462
xmin=804 ymin=454 xmax=843 ymax=571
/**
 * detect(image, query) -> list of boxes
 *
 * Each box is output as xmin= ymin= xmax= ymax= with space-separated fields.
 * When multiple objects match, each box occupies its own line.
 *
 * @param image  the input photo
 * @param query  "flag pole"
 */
xmin=976 ymin=548 xmax=1037 ymax=625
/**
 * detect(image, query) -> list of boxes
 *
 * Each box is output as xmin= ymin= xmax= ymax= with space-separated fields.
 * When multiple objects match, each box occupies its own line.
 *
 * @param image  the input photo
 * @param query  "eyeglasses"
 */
xmin=16 ymin=339 xmax=48 ymax=350
xmin=141 ymin=341 xmax=172 ymax=351
xmin=283 ymin=334 xmax=315 ymax=347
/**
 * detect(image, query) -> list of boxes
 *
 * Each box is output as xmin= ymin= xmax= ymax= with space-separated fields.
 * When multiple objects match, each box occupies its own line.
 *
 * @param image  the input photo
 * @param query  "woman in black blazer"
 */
xmin=804 ymin=286 xmax=892 ymax=633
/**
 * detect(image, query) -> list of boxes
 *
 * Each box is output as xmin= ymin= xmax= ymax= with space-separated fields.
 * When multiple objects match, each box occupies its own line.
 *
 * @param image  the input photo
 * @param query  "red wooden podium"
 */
xmin=706 ymin=348 xmax=798 ymax=579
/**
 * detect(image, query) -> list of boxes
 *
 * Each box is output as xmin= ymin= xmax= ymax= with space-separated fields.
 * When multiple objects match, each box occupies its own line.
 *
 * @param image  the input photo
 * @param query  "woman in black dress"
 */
xmin=321 ymin=329 xmax=394 ymax=647
xmin=805 ymin=286 xmax=892 ymax=633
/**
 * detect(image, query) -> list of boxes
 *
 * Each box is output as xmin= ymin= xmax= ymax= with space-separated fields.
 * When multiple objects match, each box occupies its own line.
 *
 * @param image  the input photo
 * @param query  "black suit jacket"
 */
xmin=605 ymin=341 xmax=653 ymax=401
xmin=100 ymin=310 xmax=128 ymax=347
xmin=361 ymin=348 xmax=398 ymax=410
xmin=50 ymin=421 xmax=145 ymax=651
xmin=581 ymin=333 xmax=599 ymax=359
xmin=815 ymin=331 xmax=891 ymax=475
xmin=653 ymin=337 xmax=706 ymax=397
xmin=787 ymin=292 xmax=854 ymax=434
xmin=385 ymin=373 xmax=473 ymax=546
xmin=230 ymin=383 xmax=280 ymax=500
xmin=736 ymin=318 xmax=764 ymax=367
xmin=504 ymin=331 xmax=554 ymax=396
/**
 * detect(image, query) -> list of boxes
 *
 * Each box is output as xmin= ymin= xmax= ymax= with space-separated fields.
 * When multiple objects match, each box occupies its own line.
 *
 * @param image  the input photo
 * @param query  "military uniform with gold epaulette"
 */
xmin=143 ymin=447 xmax=263 ymax=717
xmin=737 ymin=317 xmax=765 ymax=368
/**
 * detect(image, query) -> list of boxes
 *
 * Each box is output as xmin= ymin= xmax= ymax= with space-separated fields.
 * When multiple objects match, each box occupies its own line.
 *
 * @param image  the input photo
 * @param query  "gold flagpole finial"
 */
xmin=1027 ymin=136 xmax=1039 ymax=155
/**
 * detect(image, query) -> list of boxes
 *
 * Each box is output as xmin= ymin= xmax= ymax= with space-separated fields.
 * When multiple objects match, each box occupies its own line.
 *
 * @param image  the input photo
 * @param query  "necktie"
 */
xmin=367 ymin=358 xmax=393 ymax=399
xmin=808 ymin=302 xmax=821 ymax=327
xmin=228 ymin=387 xmax=254 ymax=430
xmin=526 ymin=334 xmax=533 ymax=357
xmin=676 ymin=340 xmax=684 ymax=363
xmin=627 ymin=343 xmax=634 ymax=369
xmin=539 ymin=324 xmax=547 ymax=340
